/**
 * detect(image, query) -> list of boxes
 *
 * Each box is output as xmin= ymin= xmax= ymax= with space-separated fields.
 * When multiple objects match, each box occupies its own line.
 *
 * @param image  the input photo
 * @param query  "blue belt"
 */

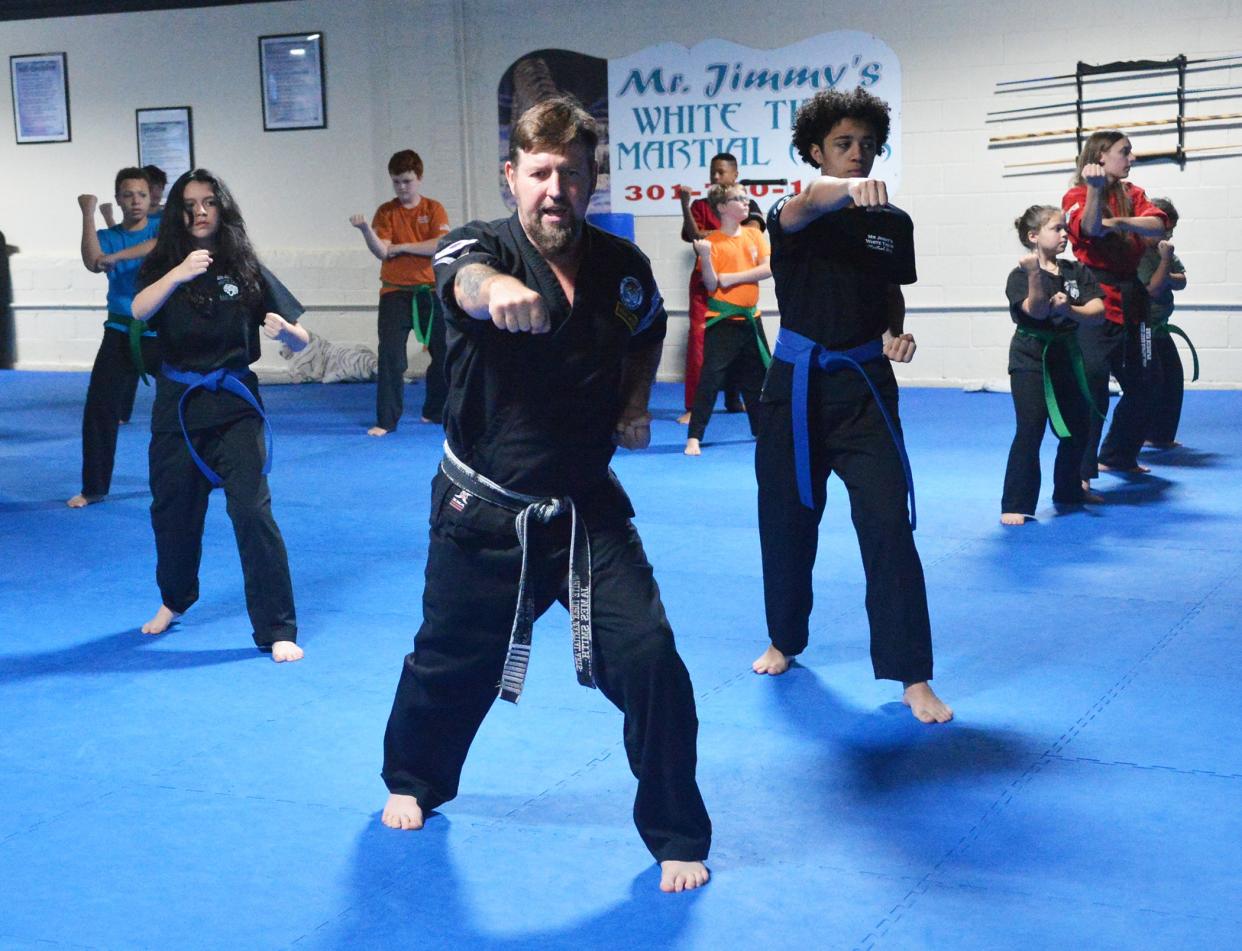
xmin=160 ymin=365 xmax=273 ymax=488
xmin=773 ymin=328 xmax=916 ymax=529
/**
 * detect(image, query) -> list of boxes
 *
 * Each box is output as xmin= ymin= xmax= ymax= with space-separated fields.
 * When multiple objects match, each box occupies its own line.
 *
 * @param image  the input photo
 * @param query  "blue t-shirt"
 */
xmin=98 ymin=218 xmax=160 ymax=318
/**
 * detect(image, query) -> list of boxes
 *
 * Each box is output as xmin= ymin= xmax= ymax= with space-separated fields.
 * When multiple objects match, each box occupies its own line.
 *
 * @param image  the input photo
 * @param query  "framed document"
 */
xmin=10 ymin=52 xmax=70 ymax=144
xmin=136 ymin=106 xmax=194 ymax=184
xmin=259 ymin=32 xmax=326 ymax=131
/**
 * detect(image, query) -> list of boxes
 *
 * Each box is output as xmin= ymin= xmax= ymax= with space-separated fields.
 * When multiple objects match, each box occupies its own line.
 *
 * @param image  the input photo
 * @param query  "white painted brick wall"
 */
xmin=3 ymin=0 xmax=1239 ymax=389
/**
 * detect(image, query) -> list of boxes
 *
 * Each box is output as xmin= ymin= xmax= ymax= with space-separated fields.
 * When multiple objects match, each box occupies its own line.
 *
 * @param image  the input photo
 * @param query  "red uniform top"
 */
xmin=688 ymin=199 xmax=721 ymax=296
xmin=1062 ymin=182 xmax=1168 ymax=324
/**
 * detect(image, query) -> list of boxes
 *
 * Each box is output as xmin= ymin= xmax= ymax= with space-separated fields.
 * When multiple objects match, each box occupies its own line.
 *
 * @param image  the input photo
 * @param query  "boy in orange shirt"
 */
xmin=685 ymin=183 xmax=772 ymax=455
xmin=350 ymin=150 xmax=451 ymax=435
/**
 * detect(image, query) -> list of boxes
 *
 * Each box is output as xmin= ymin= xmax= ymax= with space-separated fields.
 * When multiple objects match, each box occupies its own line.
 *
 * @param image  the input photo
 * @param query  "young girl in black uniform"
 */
xmin=132 ymin=170 xmax=308 ymax=662
xmin=1001 ymin=206 xmax=1105 ymax=524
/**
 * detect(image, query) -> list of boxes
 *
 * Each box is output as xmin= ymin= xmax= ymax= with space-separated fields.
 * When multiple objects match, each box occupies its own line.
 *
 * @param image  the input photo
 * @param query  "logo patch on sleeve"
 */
xmin=619 ymin=276 xmax=644 ymax=311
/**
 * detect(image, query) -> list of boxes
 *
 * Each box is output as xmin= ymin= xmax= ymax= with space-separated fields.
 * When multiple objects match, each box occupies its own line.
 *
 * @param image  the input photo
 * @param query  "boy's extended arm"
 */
xmin=349 ymin=214 xmax=389 ymax=261
xmin=78 ymin=195 xmax=106 ymax=272
xmin=386 ymin=237 xmax=440 ymax=257
xmin=779 ymin=177 xmax=887 ymax=234
xmin=100 ymin=238 xmax=156 ymax=267
xmin=717 ymin=256 xmax=772 ymax=290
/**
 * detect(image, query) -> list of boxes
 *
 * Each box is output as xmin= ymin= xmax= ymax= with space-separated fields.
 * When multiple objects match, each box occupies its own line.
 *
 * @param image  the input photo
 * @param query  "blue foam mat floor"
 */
xmin=1 ymin=370 xmax=1240 ymax=950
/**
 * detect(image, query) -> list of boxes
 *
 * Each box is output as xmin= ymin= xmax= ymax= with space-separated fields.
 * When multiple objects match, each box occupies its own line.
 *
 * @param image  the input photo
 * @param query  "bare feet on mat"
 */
xmin=366 ymin=426 xmax=390 ymax=437
xmin=660 ymin=860 xmax=709 ymax=893
xmin=66 ymin=493 xmax=103 ymax=508
xmin=141 ymin=604 xmax=179 ymax=635
xmin=752 ymin=643 xmax=790 ymax=675
xmin=903 ymin=682 xmax=953 ymax=723
xmin=1083 ymin=490 xmax=1105 ymax=504
xmin=382 ymin=793 xmax=424 ymax=830
xmin=1000 ymin=512 xmax=1027 ymax=526
xmin=1144 ymin=440 xmax=1181 ymax=449
xmin=271 ymin=640 xmax=304 ymax=663
xmin=684 ymin=438 xmax=701 ymax=456
xmin=1098 ymin=462 xmax=1150 ymax=473
xmin=676 ymin=411 xmax=691 ymax=425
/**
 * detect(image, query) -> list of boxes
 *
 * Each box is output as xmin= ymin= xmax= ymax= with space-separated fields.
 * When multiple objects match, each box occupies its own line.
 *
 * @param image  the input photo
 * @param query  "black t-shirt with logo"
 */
xmin=762 ymin=195 xmax=917 ymax=402
xmin=141 ymin=263 xmax=303 ymax=432
xmin=1004 ymin=259 xmax=1102 ymax=373
xmin=432 ymin=213 xmax=666 ymax=507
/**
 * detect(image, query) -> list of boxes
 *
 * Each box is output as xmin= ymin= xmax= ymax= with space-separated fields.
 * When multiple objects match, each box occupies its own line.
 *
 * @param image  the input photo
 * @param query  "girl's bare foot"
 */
xmin=1098 ymin=462 xmax=1150 ymax=473
xmin=1000 ymin=512 xmax=1028 ymax=525
xmin=659 ymin=860 xmax=709 ymax=893
xmin=903 ymin=682 xmax=953 ymax=723
xmin=382 ymin=793 xmax=424 ymax=830
xmin=141 ymin=605 xmax=179 ymax=635
xmin=366 ymin=426 xmax=390 ymax=437
xmin=270 ymin=640 xmax=304 ymax=663
xmin=1083 ymin=490 xmax=1104 ymax=503
xmin=684 ymin=438 xmax=701 ymax=456
xmin=676 ymin=411 xmax=691 ymax=425
xmin=752 ymin=643 xmax=790 ymax=675
xmin=66 ymin=493 xmax=103 ymax=508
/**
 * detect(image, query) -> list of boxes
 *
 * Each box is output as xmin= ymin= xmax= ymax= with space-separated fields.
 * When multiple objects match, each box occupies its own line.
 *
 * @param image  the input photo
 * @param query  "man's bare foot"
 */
xmin=684 ymin=438 xmax=702 ymax=456
xmin=141 ymin=604 xmax=180 ymax=635
xmin=1144 ymin=439 xmax=1181 ymax=449
xmin=659 ymin=860 xmax=709 ymax=893
xmin=66 ymin=493 xmax=103 ymax=508
xmin=752 ymin=643 xmax=791 ymax=675
xmin=1083 ymin=490 xmax=1105 ymax=504
xmin=1098 ymin=462 xmax=1151 ymax=473
xmin=903 ymin=682 xmax=953 ymax=723
xmin=271 ymin=640 xmax=304 ymax=663
xmin=1000 ymin=512 xmax=1028 ymax=526
xmin=676 ymin=411 xmax=691 ymax=425
xmin=382 ymin=793 xmax=424 ymax=830
xmin=366 ymin=426 xmax=390 ymax=437
xmin=1081 ymin=479 xmax=1091 ymax=493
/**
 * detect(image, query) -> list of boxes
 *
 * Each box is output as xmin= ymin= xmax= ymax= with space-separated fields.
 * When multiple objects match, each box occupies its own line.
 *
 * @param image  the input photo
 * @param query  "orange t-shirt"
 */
xmin=706 ymin=227 xmax=769 ymax=317
xmin=372 ymin=196 xmax=450 ymax=291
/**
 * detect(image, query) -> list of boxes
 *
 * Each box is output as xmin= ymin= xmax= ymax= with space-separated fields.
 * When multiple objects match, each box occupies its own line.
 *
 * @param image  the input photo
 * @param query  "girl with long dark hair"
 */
xmin=132 ymin=169 xmax=309 ymax=662
xmin=1061 ymin=131 xmax=1168 ymax=489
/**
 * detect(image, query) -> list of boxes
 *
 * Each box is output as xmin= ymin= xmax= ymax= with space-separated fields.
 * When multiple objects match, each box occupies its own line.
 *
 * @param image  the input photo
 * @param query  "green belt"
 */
xmin=103 ymin=313 xmax=155 ymax=384
xmin=705 ymin=297 xmax=771 ymax=368
xmin=1152 ymin=321 xmax=1200 ymax=381
xmin=1015 ymin=325 xmax=1102 ymax=439
xmin=383 ymin=281 xmax=437 ymax=345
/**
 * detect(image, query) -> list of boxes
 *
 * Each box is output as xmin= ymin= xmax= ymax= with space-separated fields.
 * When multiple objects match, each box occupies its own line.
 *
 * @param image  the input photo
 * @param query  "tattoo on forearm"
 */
xmin=455 ymin=263 xmax=500 ymax=309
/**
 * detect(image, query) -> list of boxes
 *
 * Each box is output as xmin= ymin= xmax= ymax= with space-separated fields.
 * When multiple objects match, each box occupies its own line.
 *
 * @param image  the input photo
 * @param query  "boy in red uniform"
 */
xmin=685 ymin=183 xmax=771 ymax=455
xmin=350 ymin=150 xmax=451 ymax=435
xmin=674 ymin=153 xmax=764 ymax=423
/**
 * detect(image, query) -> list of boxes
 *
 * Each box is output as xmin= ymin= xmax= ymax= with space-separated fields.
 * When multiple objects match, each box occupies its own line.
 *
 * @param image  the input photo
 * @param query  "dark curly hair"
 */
xmin=138 ymin=168 xmax=263 ymax=306
xmin=791 ymin=87 xmax=891 ymax=168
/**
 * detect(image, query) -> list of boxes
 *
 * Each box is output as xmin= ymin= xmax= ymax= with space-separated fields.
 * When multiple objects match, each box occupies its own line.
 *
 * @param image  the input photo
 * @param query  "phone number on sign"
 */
xmin=621 ymin=181 xmax=802 ymax=204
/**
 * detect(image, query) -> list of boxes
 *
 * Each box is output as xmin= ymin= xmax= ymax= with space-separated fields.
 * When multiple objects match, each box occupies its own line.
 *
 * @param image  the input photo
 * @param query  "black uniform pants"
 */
xmin=1001 ymin=359 xmax=1090 ymax=515
xmin=376 ymin=289 xmax=447 ymax=430
xmin=688 ymin=320 xmax=767 ymax=441
xmin=148 ymin=415 xmax=297 ymax=647
xmin=382 ymin=474 xmax=712 ymax=863
xmin=1145 ymin=333 xmax=1184 ymax=445
xmin=754 ymin=383 xmax=933 ymax=682
xmin=1079 ymin=320 xmax=1151 ymax=476
xmin=80 ymin=329 xmax=160 ymax=497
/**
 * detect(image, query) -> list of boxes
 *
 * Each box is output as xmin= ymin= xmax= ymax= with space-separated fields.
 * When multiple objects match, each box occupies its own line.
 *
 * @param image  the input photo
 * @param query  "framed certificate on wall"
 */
xmin=259 ymin=32 xmax=326 ymax=131
xmin=136 ymin=106 xmax=194 ymax=184
xmin=10 ymin=52 xmax=70 ymax=144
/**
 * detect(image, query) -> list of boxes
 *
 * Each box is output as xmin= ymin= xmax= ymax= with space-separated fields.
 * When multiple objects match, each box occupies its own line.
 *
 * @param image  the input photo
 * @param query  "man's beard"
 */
xmin=524 ymin=205 xmax=582 ymax=256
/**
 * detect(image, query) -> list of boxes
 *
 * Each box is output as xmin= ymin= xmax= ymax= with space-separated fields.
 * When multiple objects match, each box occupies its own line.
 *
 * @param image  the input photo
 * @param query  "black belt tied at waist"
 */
xmin=1088 ymin=266 xmax=1153 ymax=367
xmin=440 ymin=441 xmax=595 ymax=704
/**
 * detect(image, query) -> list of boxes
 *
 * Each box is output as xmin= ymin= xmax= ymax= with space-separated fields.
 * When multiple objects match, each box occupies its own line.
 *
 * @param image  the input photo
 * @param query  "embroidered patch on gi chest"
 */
xmin=1065 ymin=279 xmax=1080 ymax=301
xmin=219 ymin=279 xmax=239 ymax=298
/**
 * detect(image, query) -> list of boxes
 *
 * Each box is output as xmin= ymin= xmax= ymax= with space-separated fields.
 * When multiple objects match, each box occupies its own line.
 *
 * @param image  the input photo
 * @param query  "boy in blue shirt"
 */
xmin=68 ymin=167 xmax=160 ymax=507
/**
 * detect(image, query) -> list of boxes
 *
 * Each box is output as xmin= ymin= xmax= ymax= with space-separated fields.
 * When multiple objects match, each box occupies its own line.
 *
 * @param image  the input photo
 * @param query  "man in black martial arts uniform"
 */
xmin=750 ymin=88 xmax=952 ymax=724
xmin=380 ymin=97 xmax=711 ymax=893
